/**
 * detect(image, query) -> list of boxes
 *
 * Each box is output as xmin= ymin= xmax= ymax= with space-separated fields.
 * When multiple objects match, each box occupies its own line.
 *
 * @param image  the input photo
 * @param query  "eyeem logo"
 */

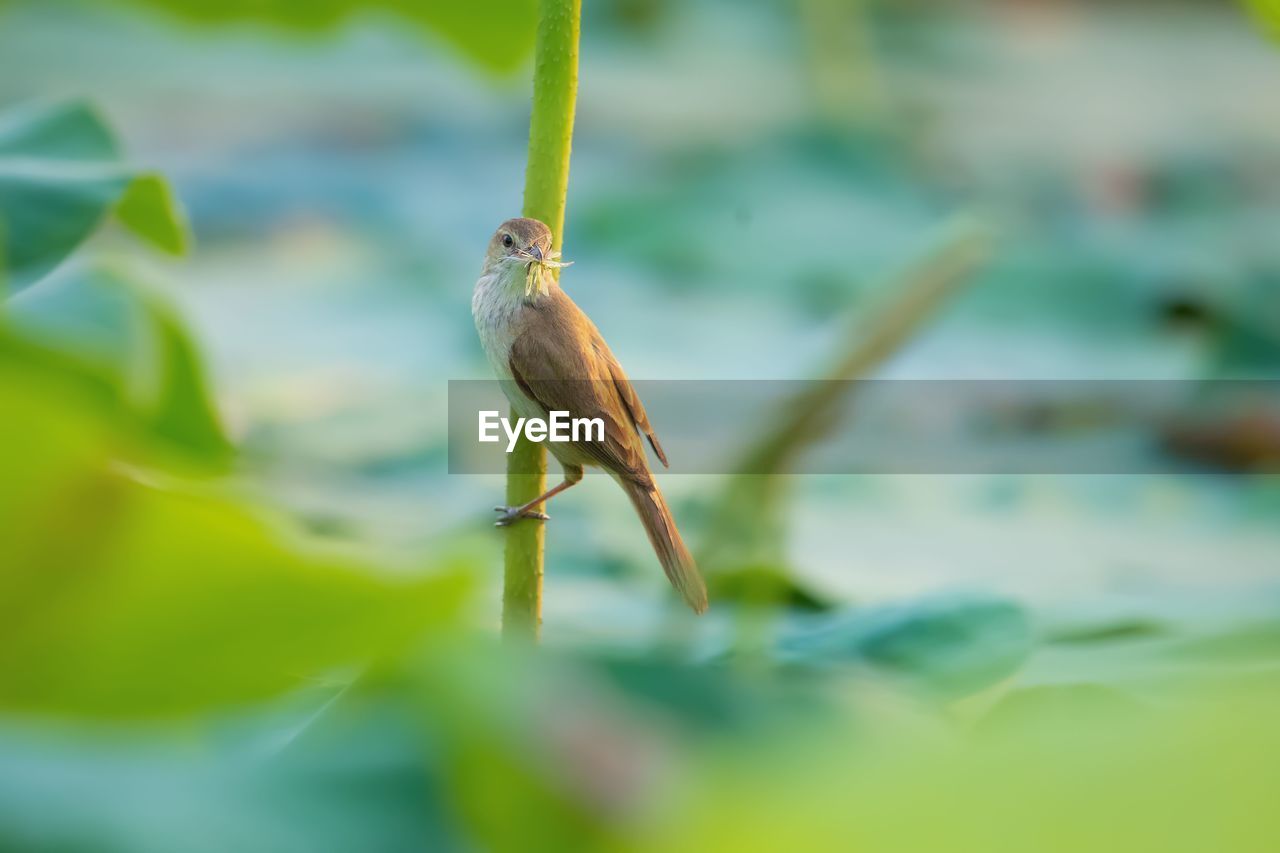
xmin=478 ymin=410 xmax=605 ymax=453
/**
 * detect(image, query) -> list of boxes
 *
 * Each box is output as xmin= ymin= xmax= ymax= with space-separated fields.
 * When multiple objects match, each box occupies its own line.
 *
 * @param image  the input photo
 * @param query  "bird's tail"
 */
xmin=620 ymin=479 xmax=708 ymax=614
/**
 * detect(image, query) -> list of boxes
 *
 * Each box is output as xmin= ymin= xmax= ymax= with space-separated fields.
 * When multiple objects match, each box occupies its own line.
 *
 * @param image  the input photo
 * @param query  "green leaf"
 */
xmin=675 ymin=685 xmax=1280 ymax=853
xmin=976 ymin=685 xmax=1145 ymax=735
xmin=115 ymin=172 xmax=189 ymax=255
xmin=0 ymin=365 xmax=475 ymax=718
xmin=0 ymin=98 xmax=117 ymax=158
xmin=775 ymin=596 xmax=1034 ymax=698
xmin=4 ymin=265 xmax=231 ymax=463
xmin=1245 ymin=1 xmax=1280 ymax=41
xmin=705 ymin=562 xmax=833 ymax=612
xmin=120 ymin=0 xmax=539 ymax=75
xmin=0 ymin=713 xmax=455 ymax=853
xmin=0 ymin=101 xmax=190 ymax=291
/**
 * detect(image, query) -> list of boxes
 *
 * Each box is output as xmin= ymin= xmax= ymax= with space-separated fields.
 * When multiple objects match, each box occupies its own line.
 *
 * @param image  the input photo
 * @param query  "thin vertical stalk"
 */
xmin=503 ymin=0 xmax=581 ymax=641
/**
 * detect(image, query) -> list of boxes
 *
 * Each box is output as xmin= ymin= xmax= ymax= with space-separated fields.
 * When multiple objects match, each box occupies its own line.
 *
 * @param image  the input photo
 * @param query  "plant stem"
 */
xmin=503 ymin=0 xmax=581 ymax=642
xmin=696 ymin=216 xmax=993 ymax=582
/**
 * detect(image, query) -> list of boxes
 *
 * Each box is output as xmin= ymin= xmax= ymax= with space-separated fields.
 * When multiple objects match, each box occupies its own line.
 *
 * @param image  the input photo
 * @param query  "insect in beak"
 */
xmin=514 ymin=245 xmax=573 ymax=296
xmin=524 ymin=252 xmax=541 ymax=296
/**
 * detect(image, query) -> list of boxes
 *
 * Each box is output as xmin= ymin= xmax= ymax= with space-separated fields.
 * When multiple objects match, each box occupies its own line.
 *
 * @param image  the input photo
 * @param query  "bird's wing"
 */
xmin=508 ymin=292 xmax=652 ymax=481
xmin=589 ymin=334 xmax=668 ymax=468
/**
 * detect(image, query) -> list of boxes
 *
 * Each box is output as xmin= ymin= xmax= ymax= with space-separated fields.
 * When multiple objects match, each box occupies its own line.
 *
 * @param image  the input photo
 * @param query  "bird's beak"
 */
xmin=529 ymin=245 xmax=544 ymax=264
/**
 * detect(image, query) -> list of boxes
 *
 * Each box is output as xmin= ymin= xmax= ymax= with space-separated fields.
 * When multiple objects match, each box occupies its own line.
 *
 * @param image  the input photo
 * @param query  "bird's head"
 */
xmin=483 ymin=217 xmax=571 ymax=295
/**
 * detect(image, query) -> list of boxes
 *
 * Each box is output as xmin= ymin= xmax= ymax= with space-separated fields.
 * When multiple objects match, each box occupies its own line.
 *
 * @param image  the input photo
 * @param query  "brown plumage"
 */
xmin=472 ymin=217 xmax=707 ymax=614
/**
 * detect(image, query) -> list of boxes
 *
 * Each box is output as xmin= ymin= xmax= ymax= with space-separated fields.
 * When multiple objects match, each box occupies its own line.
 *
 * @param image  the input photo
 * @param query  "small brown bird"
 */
xmin=472 ymin=217 xmax=708 ymax=614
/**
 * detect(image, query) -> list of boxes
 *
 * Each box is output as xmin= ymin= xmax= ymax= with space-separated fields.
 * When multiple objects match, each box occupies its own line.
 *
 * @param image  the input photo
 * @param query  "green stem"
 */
xmin=503 ymin=0 xmax=581 ymax=642
xmin=696 ymin=216 xmax=993 ymax=585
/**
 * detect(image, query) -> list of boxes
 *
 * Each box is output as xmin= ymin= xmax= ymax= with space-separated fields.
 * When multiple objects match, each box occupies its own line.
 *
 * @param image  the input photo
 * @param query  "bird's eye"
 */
xmin=502 ymin=234 xmax=514 ymax=248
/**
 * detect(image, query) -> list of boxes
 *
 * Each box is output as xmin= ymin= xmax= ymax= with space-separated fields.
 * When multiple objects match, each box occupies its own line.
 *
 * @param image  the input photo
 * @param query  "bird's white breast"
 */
xmin=472 ymin=271 xmax=521 ymax=378
xmin=472 ymin=269 xmax=546 ymax=421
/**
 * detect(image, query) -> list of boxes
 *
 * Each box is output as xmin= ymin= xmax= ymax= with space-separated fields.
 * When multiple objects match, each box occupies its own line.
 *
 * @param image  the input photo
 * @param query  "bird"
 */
xmin=471 ymin=217 xmax=708 ymax=614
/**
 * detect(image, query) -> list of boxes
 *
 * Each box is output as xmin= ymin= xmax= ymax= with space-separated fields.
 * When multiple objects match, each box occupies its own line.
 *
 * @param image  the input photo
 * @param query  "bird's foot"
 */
xmin=493 ymin=506 xmax=550 ymax=527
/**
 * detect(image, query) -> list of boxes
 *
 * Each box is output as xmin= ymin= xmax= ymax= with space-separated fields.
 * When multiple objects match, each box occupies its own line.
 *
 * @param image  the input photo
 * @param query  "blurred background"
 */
xmin=2 ymin=0 xmax=1279 ymax=850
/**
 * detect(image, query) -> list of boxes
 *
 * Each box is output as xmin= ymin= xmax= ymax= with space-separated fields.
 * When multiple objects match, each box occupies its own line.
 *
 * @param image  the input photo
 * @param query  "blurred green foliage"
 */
xmin=1246 ymin=0 xmax=1280 ymax=40
xmin=665 ymin=687 xmax=1280 ymax=852
xmin=0 ymin=101 xmax=187 ymax=291
xmin=109 ymin=0 xmax=538 ymax=74
xmin=6 ymin=266 xmax=231 ymax=463
xmin=0 ymin=99 xmax=229 ymax=463
xmin=0 ymin=353 xmax=473 ymax=718
xmin=0 ymin=100 xmax=473 ymax=722
xmin=775 ymin=595 xmax=1033 ymax=698
xmin=2 ymin=5 xmax=1279 ymax=851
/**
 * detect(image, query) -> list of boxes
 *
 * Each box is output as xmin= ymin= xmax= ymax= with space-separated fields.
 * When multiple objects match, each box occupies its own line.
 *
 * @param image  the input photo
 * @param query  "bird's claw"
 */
xmin=493 ymin=506 xmax=550 ymax=527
